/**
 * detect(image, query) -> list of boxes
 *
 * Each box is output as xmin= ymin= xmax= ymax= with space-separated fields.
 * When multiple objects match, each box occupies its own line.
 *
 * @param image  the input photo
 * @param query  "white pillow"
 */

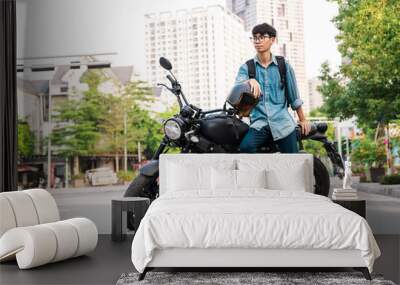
xmin=211 ymin=168 xmax=268 ymax=191
xmin=237 ymin=157 xmax=311 ymax=192
xmin=166 ymin=160 xmax=237 ymax=192
xmin=265 ymin=161 xmax=308 ymax=192
xmin=167 ymin=162 xmax=211 ymax=192
xmin=211 ymin=168 xmax=237 ymax=191
xmin=236 ymin=169 xmax=267 ymax=189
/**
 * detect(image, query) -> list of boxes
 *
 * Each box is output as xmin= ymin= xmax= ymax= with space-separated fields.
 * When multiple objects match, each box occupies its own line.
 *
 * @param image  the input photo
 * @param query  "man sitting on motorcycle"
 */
xmin=235 ymin=23 xmax=311 ymax=153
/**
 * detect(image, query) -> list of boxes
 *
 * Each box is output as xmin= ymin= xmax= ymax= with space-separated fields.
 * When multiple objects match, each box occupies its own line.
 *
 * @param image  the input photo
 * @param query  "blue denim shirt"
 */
xmin=235 ymin=54 xmax=303 ymax=141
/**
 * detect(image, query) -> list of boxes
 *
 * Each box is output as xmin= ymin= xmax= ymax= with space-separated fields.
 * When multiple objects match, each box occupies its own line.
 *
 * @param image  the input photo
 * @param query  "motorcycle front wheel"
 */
xmin=123 ymin=174 xmax=158 ymax=199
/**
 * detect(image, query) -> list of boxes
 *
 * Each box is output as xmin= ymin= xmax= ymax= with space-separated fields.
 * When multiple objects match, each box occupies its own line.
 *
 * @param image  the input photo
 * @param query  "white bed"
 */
xmin=130 ymin=154 xmax=380 ymax=280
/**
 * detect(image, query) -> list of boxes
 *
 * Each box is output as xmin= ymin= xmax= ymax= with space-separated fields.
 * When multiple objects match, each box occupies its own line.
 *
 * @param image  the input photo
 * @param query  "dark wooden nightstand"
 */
xmin=332 ymin=199 xmax=366 ymax=218
xmin=111 ymin=197 xmax=150 ymax=242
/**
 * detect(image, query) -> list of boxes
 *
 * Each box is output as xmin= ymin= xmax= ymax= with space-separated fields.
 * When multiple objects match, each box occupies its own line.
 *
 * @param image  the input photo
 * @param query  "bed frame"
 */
xmin=137 ymin=154 xmax=373 ymax=281
xmin=138 ymin=248 xmax=371 ymax=281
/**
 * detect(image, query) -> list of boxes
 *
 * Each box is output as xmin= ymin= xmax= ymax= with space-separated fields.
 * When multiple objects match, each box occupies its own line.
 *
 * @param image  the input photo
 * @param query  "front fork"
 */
xmin=323 ymin=139 xmax=345 ymax=178
xmin=299 ymin=137 xmax=345 ymax=178
xmin=151 ymin=136 xmax=169 ymax=160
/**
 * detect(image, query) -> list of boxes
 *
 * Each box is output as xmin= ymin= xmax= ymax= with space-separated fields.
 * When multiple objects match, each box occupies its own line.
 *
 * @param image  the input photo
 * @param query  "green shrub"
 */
xmin=117 ymin=171 xmax=135 ymax=182
xmin=351 ymin=137 xmax=386 ymax=168
xmin=380 ymin=174 xmax=400 ymax=185
xmin=351 ymin=164 xmax=366 ymax=176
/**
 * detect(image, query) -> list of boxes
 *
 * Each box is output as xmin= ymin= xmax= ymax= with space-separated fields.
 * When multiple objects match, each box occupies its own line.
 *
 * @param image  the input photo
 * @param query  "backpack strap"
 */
xmin=246 ymin=56 xmax=289 ymax=108
xmin=246 ymin=59 xmax=256 ymax=80
xmin=275 ymin=56 xmax=289 ymax=108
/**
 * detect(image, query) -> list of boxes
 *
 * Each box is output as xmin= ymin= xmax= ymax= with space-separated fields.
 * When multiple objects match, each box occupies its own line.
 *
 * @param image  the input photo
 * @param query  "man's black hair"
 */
xmin=252 ymin=23 xmax=277 ymax=37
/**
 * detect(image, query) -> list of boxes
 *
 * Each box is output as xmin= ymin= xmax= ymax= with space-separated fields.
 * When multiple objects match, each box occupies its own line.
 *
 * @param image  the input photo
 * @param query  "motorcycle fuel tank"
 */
xmin=199 ymin=114 xmax=249 ymax=145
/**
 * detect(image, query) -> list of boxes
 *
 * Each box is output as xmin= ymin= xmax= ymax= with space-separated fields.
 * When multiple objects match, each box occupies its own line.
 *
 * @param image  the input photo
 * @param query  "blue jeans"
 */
xmin=239 ymin=125 xmax=299 ymax=153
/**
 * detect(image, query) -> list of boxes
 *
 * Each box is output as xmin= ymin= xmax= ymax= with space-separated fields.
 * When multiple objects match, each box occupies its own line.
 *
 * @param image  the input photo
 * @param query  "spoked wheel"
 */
xmin=313 ymin=156 xmax=330 ymax=197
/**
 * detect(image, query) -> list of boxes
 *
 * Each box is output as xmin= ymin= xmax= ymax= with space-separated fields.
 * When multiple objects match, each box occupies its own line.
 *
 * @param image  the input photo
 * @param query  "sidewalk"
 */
xmin=353 ymin=181 xmax=400 ymax=199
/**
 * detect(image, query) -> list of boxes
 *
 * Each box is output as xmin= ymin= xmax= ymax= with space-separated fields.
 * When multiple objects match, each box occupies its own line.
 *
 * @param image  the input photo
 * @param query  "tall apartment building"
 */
xmin=227 ymin=0 xmax=310 ymax=115
xmin=308 ymin=77 xmax=324 ymax=112
xmin=144 ymin=5 xmax=248 ymax=110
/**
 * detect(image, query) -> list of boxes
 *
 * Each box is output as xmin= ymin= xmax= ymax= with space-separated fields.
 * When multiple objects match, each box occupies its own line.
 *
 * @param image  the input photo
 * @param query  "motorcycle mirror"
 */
xmin=159 ymin=57 xmax=172 ymax=70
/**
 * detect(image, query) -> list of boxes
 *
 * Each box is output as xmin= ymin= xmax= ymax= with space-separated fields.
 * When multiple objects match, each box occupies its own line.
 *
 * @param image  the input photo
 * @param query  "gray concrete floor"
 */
xmin=0 ymin=235 xmax=134 ymax=285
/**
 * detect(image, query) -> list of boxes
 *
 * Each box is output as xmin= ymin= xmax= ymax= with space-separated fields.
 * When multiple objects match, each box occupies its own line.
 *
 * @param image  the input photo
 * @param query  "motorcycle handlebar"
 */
xmin=296 ymin=122 xmax=327 ymax=137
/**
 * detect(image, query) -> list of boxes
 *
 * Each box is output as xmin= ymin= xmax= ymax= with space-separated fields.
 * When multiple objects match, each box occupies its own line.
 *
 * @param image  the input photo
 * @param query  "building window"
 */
xmin=277 ymin=4 xmax=285 ymax=17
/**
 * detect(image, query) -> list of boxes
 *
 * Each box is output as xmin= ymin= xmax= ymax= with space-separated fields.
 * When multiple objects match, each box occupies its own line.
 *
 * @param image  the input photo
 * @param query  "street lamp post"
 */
xmin=124 ymin=112 xmax=128 ymax=172
xmin=47 ymin=92 xmax=52 ymax=190
xmin=336 ymin=120 xmax=343 ymax=159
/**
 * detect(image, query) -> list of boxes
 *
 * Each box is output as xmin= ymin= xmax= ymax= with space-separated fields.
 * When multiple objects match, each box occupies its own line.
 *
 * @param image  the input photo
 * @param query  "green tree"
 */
xmin=333 ymin=0 xmax=400 ymax=87
xmin=50 ymin=66 xmax=182 ymax=174
xmin=97 ymin=80 xmax=154 ymax=171
xmin=317 ymin=62 xmax=349 ymax=121
xmin=308 ymin=107 xmax=326 ymax=118
xmin=321 ymin=0 xmax=400 ymax=128
xmin=18 ymin=119 xmax=35 ymax=158
xmin=51 ymin=70 xmax=108 ymax=175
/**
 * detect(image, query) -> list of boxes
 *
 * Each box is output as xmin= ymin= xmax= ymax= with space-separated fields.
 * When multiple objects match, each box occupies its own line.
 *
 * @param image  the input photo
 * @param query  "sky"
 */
xmin=303 ymin=0 xmax=341 ymax=78
xmin=16 ymin=0 xmax=341 ymax=80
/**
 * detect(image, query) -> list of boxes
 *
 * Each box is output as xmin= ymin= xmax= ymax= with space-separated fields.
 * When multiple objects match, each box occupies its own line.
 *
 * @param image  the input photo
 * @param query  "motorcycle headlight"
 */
xmin=164 ymin=118 xmax=182 ymax=140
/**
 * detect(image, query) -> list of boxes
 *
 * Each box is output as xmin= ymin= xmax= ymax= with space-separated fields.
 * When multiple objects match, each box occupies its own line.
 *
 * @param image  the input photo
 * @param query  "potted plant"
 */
xmin=369 ymin=138 xmax=387 ymax=182
xmin=351 ymin=138 xmax=386 ymax=182
xmin=71 ymin=173 xmax=85 ymax=188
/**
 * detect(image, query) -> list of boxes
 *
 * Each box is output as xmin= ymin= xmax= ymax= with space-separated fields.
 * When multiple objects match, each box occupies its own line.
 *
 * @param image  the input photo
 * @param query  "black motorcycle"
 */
xmin=123 ymin=57 xmax=344 ymax=201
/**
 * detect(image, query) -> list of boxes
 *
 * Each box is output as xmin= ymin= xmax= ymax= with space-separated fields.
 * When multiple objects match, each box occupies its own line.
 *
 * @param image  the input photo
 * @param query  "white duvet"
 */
xmin=131 ymin=189 xmax=380 ymax=273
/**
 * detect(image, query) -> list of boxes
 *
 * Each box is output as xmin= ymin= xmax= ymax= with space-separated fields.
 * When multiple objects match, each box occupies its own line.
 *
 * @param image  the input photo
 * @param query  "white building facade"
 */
xmin=144 ymin=5 xmax=248 ymax=110
xmin=227 ymin=0 xmax=310 ymax=115
xmin=308 ymin=77 xmax=324 ymax=112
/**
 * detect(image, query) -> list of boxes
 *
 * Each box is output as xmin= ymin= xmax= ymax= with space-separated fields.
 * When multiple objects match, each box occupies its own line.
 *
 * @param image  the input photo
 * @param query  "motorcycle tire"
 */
xmin=123 ymin=174 xmax=157 ymax=198
xmin=313 ymin=156 xmax=330 ymax=197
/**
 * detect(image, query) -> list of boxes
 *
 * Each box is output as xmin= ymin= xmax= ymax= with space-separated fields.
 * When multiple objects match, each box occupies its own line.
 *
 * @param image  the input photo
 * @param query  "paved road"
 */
xmin=50 ymin=185 xmax=126 ymax=234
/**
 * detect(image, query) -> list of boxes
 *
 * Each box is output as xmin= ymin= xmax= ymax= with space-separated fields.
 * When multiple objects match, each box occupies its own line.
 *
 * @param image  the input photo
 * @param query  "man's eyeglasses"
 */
xmin=249 ymin=35 xmax=271 ymax=42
